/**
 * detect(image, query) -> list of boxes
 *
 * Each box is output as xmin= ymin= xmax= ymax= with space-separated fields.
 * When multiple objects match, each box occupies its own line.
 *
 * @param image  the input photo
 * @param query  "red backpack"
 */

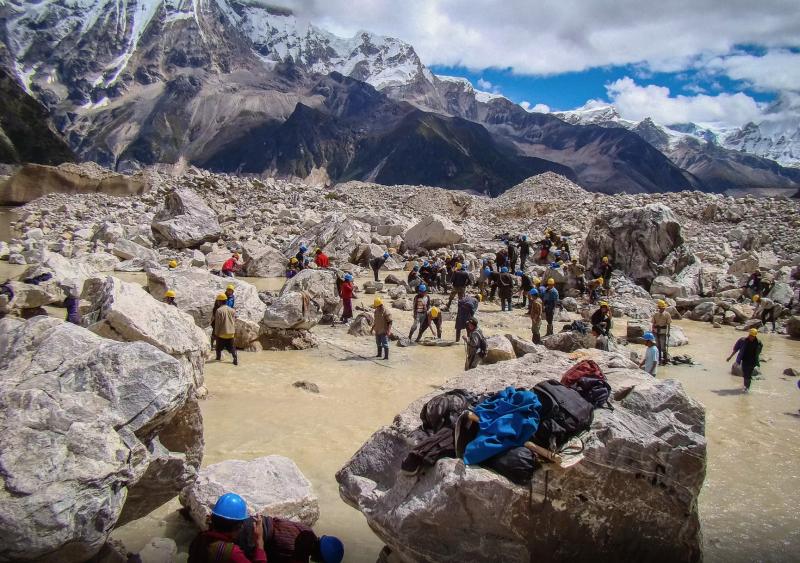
xmin=560 ymin=360 xmax=612 ymax=409
xmin=561 ymin=359 xmax=604 ymax=387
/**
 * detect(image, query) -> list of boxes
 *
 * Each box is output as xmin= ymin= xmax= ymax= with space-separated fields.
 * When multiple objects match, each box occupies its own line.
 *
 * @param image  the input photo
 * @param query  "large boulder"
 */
xmin=84 ymin=276 xmax=208 ymax=387
xmin=286 ymin=213 xmax=371 ymax=262
xmin=0 ymin=162 xmax=148 ymax=205
xmin=147 ymin=267 xmax=266 ymax=328
xmin=0 ymin=316 xmax=197 ymax=562
xmin=482 ymin=335 xmax=516 ymax=364
xmin=151 ymin=189 xmax=221 ymax=249
xmin=6 ymin=280 xmax=61 ymax=309
xmin=337 ymin=351 xmax=705 ymax=563
xmin=21 ymin=249 xmax=99 ymax=295
xmin=403 ymin=215 xmax=465 ymax=250
xmin=580 ymin=204 xmax=686 ymax=286
xmin=280 ymin=268 xmax=341 ymax=316
xmin=543 ymin=330 xmax=591 ymax=352
xmin=651 ymin=275 xmax=689 ymax=298
xmin=261 ymin=291 xmax=322 ymax=330
xmin=111 ymin=239 xmax=159 ymax=262
xmin=241 ymin=242 xmax=286 ymax=277
xmin=767 ymin=282 xmax=794 ymax=307
xmin=180 ymin=456 xmax=319 ymax=529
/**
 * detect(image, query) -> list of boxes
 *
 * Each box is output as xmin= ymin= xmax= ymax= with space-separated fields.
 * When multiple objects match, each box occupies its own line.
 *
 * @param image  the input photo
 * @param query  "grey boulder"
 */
xmin=242 ymin=242 xmax=287 ymax=277
xmin=151 ymin=188 xmax=221 ymax=249
xmin=261 ymin=291 xmax=322 ymax=330
xmin=281 ymin=268 xmax=341 ymax=316
xmin=404 ymin=214 xmax=464 ymax=250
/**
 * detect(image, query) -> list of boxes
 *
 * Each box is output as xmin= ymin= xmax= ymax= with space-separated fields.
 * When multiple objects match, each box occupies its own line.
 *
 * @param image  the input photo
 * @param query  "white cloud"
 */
xmin=281 ymin=0 xmax=800 ymax=75
xmin=476 ymin=77 xmax=493 ymax=91
xmin=705 ymin=50 xmax=800 ymax=92
xmin=605 ymin=76 xmax=765 ymax=126
xmin=520 ymin=101 xmax=550 ymax=113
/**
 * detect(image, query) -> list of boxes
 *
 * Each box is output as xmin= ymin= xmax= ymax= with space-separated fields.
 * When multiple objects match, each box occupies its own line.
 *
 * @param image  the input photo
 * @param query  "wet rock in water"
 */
xmin=731 ymin=362 xmax=761 ymax=378
xmin=111 ymin=238 xmax=159 ymax=262
xmin=403 ymin=214 xmax=465 ymax=250
xmin=259 ymin=327 xmax=318 ymax=350
xmin=234 ymin=317 xmax=262 ymax=351
xmin=293 ymin=380 xmax=320 ymax=393
xmin=483 ymin=335 xmax=516 ymax=364
xmin=786 ymin=316 xmax=800 ymax=338
xmin=668 ymin=325 xmax=689 ymax=347
xmin=262 ymin=291 xmax=322 ymax=330
xmin=241 ymin=242 xmax=286 ymax=277
xmin=151 ymin=188 xmax=221 ymax=249
xmin=281 ymin=268 xmax=341 ymax=316
xmin=782 ymin=368 xmax=799 ymax=377
xmin=84 ymin=276 xmax=209 ymax=387
xmin=137 ymin=538 xmax=177 ymax=563
xmin=626 ymin=320 xmax=647 ymax=341
xmin=337 ymin=351 xmax=705 ymax=563
xmin=0 ymin=316 xmax=196 ymax=562
xmin=543 ymin=330 xmax=591 ymax=352
xmin=180 ymin=456 xmax=320 ymax=528
xmin=348 ymin=313 xmax=373 ymax=336
xmin=688 ymin=301 xmax=716 ymax=322
xmin=580 ymin=203 xmax=688 ymax=286
xmin=287 ymin=212 xmax=371 ymax=263
xmin=147 ymin=267 xmax=266 ymax=328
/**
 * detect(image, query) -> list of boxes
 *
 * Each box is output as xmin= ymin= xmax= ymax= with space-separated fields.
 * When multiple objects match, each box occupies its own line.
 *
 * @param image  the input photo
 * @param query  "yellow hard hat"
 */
xmin=602 ymin=256 xmax=609 ymax=263
xmin=290 ymin=257 xmax=298 ymax=264
xmin=752 ymin=295 xmax=761 ymax=302
xmin=232 ymin=252 xmax=240 ymax=257
xmin=596 ymin=277 xmax=604 ymax=284
xmin=455 ymin=262 xmax=462 ymax=270
xmin=168 ymin=260 xmax=178 ymax=268
xmin=216 ymin=293 xmax=227 ymax=301
xmin=599 ymin=301 xmax=609 ymax=307
xmin=532 ymin=277 xmax=541 ymax=285
xmin=315 ymin=247 xmax=321 ymax=253
xmin=164 ymin=290 xmax=176 ymax=298
xmin=226 ymin=284 xmax=235 ymax=291
xmin=657 ymin=300 xmax=667 ymax=308
xmin=748 ymin=328 xmax=758 ymax=336
xmin=547 ymin=278 xmax=555 ymax=285
xmin=431 ymin=306 xmax=440 ymax=318
xmin=373 ymin=297 xmax=383 ymax=307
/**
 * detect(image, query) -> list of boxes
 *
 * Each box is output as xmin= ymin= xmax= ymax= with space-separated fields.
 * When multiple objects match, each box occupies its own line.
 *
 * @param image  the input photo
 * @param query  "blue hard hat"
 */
xmin=383 ymin=252 xmax=389 ymax=258
xmin=554 ymin=250 xmax=562 ymax=255
xmin=522 ymin=235 xmax=527 ymax=241
xmin=461 ymin=264 xmax=467 ymax=271
xmin=501 ymin=266 xmax=509 ymax=273
xmin=319 ymin=535 xmax=344 ymax=563
xmin=343 ymin=274 xmax=353 ymax=281
xmin=550 ymin=262 xmax=560 ymax=268
xmin=418 ymin=284 xmax=427 ymax=292
xmin=423 ymin=261 xmax=429 ymax=267
xmin=515 ymin=270 xmax=523 ymax=277
xmin=210 ymin=493 xmax=248 ymax=521
xmin=483 ymin=267 xmax=491 ymax=275
xmin=643 ymin=332 xmax=656 ymax=342
xmin=413 ymin=265 xmax=419 ymax=271
xmin=529 ymin=288 xmax=539 ymax=296
xmin=300 ymin=244 xmax=308 ymax=252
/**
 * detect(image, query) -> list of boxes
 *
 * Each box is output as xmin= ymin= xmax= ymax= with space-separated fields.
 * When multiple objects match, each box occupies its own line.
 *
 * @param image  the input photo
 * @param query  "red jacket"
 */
xmin=222 ymin=257 xmax=238 ymax=273
xmin=339 ymin=281 xmax=353 ymax=299
xmin=265 ymin=517 xmax=318 ymax=562
xmin=314 ymin=253 xmax=329 ymax=268
xmin=188 ymin=530 xmax=266 ymax=563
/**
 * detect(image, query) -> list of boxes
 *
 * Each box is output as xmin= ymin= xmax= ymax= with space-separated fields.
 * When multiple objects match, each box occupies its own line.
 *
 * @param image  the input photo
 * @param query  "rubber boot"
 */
xmin=376 ymin=346 xmax=382 ymax=358
xmin=383 ymin=346 xmax=389 ymax=360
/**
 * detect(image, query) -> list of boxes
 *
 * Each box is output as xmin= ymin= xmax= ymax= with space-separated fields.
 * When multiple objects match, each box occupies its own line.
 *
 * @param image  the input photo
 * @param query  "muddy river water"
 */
xmin=0 ymin=217 xmax=798 ymax=561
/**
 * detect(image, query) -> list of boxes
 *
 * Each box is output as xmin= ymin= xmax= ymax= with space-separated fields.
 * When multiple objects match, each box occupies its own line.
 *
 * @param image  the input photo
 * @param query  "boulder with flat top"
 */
xmin=403 ymin=215 xmax=465 ymax=250
xmin=151 ymin=188 xmax=221 ymax=248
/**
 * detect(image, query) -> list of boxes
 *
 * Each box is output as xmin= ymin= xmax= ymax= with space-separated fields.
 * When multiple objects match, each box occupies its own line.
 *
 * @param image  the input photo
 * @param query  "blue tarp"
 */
xmin=463 ymin=387 xmax=542 ymax=465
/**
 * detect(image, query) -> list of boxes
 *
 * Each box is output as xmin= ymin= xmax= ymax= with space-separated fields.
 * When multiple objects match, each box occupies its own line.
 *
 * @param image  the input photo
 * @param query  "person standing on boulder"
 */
xmin=409 ymin=284 xmax=432 ymax=340
xmin=221 ymin=252 xmax=241 ymax=278
xmin=188 ymin=493 xmax=266 ymax=563
xmin=542 ymin=278 xmax=559 ymax=336
xmin=369 ymin=252 xmax=389 ymax=282
xmin=314 ymin=248 xmax=330 ymax=268
xmin=752 ymin=294 xmax=777 ymax=333
xmin=727 ymin=329 xmax=763 ymax=392
xmin=339 ymin=274 xmax=354 ymax=323
xmin=528 ymin=289 xmax=543 ymax=344
xmin=639 ymin=332 xmax=659 ymax=377
xmin=462 ymin=317 xmax=487 ymax=371
xmin=651 ymin=300 xmax=672 ymax=365
xmin=518 ymin=235 xmax=531 ymax=270
xmin=214 ymin=293 xmax=238 ymax=366
xmin=370 ymin=297 xmax=392 ymax=360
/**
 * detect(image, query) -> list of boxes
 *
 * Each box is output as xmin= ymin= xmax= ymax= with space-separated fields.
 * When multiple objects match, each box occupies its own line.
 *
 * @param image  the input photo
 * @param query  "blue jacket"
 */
xmin=542 ymin=287 xmax=559 ymax=310
xmin=226 ymin=296 xmax=236 ymax=308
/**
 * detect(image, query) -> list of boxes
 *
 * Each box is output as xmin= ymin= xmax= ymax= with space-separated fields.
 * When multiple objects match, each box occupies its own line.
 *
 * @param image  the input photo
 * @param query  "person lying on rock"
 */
xmin=188 ymin=493 xmax=266 ymax=563
xmin=222 ymin=252 xmax=242 ymax=278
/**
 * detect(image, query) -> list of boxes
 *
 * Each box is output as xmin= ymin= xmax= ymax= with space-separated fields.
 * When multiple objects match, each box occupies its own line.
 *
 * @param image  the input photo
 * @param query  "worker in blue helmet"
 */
xmin=519 ymin=234 xmax=531 ymax=269
xmin=369 ymin=251 xmax=389 ymax=282
xmin=188 ymin=493 xmax=266 ymax=562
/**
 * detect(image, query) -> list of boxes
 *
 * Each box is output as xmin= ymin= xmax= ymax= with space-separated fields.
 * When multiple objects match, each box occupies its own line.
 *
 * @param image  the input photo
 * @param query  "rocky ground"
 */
xmin=1 ymin=162 xmax=799 ymax=562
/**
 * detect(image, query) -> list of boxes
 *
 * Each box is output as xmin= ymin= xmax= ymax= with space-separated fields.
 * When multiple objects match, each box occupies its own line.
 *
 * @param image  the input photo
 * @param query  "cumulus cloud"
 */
xmin=476 ymin=77 xmax=494 ymax=91
xmin=605 ymin=77 xmax=765 ymax=126
xmin=278 ymin=0 xmax=800 ymax=75
xmin=705 ymin=50 xmax=800 ymax=92
xmin=520 ymin=101 xmax=551 ymax=113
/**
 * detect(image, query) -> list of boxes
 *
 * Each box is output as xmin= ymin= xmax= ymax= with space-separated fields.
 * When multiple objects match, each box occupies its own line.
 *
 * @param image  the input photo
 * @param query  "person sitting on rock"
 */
xmin=222 ymin=252 xmax=242 ymax=278
xmin=314 ymin=248 xmax=330 ymax=268
xmin=236 ymin=513 xmax=344 ymax=563
xmin=752 ymin=294 xmax=777 ymax=332
xmin=214 ymin=293 xmax=238 ymax=366
xmin=370 ymin=297 xmax=392 ymax=360
xmin=369 ymin=252 xmax=389 ymax=282
xmin=409 ymin=284 xmax=431 ymax=340
xmin=225 ymin=284 xmax=236 ymax=308
xmin=295 ymin=245 xmax=309 ymax=270
xmin=164 ymin=289 xmax=177 ymax=307
xmin=338 ymin=274 xmax=355 ymax=323
xmin=726 ymin=328 xmax=763 ymax=392
xmin=188 ymin=493 xmax=266 ymax=563
xmin=286 ymin=258 xmax=299 ymax=279
xmin=590 ymin=301 xmax=613 ymax=336
xmin=651 ymin=300 xmax=672 ymax=365
xmin=462 ymin=317 xmax=487 ymax=371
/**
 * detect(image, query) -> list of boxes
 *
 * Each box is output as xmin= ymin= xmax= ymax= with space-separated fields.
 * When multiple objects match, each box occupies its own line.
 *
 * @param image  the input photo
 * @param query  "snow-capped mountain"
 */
xmin=722 ymin=118 xmax=800 ymax=169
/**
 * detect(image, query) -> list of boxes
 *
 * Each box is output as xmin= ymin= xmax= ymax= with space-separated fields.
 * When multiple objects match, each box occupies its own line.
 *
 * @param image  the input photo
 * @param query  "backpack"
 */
xmin=532 ymin=380 xmax=594 ymax=450
xmin=561 ymin=359 xmax=612 ymax=409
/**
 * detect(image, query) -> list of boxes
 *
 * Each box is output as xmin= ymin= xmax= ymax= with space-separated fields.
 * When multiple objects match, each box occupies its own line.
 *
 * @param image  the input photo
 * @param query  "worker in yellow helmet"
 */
xmin=287 ymin=257 xmax=299 ymax=279
xmin=417 ymin=305 xmax=443 ymax=341
xmin=651 ymin=300 xmax=672 ymax=365
xmin=370 ymin=297 xmax=393 ymax=360
xmin=588 ymin=277 xmax=604 ymax=303
xmin=591 ymin=300 xmax=613 ymax=336
xmin=726 ymin=328 xmax=763 ymax=392
xmin=168 ymin=260 xmax=178 ymax=269
xmin=598 ymin=256 xmax=613 ymax=294
xmin=164 ymin=289 xmax=177 ymax=306
xmin=224 ymin=284 xmax=236 ymax=308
